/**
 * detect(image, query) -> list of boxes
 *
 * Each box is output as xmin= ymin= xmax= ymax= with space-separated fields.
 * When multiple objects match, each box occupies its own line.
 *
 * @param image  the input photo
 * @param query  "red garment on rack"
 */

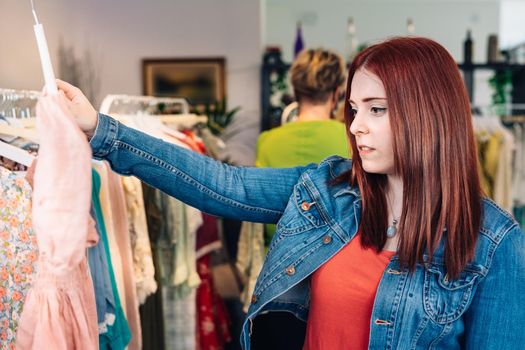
xmin=181 ymin=130 xmax=206 ymax=154
xmin=196 ymin=214 xmax=221 ymax=259
xmin=196 ymin=254 xmax=231 ymax=350
xmin=164 ymin=129 xmax=206 ymax=154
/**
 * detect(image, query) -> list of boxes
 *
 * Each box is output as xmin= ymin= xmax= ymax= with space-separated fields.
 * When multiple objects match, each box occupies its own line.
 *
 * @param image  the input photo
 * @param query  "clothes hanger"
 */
xmin=0 ymin=89 xmax=39 ymax=166
xmin=0 ymin=140 xmax=35 ymax=167
xmin=0 ymin=124 xmax=38 ymax=143
xmin=158 ymin=114 xmax=207 ymax=129
xmin=99 ymin=94 xmax=205 ymax=144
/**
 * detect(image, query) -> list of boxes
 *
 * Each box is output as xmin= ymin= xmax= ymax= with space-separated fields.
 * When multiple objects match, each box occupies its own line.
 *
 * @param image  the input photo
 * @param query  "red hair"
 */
xmin=342 ymin=37 xmax=482 ymax=278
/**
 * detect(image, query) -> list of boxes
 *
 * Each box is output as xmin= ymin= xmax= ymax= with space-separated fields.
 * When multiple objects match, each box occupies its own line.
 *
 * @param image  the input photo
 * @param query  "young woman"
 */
xmin=43 ymin=36 xmax=524 ymax=349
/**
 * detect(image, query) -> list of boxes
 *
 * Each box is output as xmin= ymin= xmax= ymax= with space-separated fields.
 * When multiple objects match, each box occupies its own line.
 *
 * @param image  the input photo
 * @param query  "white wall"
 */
xmin=264 ymin=0 xmax=501 ymax=105
xmin=0 ymin=0 xmax=262 ymax=115
xmin=265 ymin=0 xmax=500 ymax=63
xmin=500 ymin=0 xmax=525 ymax=49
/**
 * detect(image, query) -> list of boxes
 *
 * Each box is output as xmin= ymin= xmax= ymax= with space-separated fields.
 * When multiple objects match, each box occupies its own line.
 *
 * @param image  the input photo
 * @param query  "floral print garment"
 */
xmin=0 ymin=167 xmax=37 ymax=350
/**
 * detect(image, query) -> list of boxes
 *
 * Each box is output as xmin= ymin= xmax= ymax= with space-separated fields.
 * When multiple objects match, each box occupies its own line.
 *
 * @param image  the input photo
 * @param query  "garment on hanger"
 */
xmin=106 ymin=168 xmax=141 ymax=350
xmin=106 ymin=105 xmax=228 ymax=348
xmin=195 ymin=213 xmax=222 ymax=261
xmin=236 ymin=221 xmax=265 ymax=313
xmin=94 ymin=162 xmax=127 ymax=317
xmin=196 ymin=254 xmax=232 ymax=350
xmin=88 ymin=203 xmax=117 ymax=336
xmin=0 ymin=167 xmax=37 ymax=349
xmin=140 ymin=184 xmax=166 ymax=350
xmin=493 ymin=127 xmax=514 ymax=212
xmin=155 ymin=190 xmax=202 ymax=350
xmin=121 ymin=176 xmax=157 ymax=305
xmin=511 ymin=123 xmax=525 ymax=230
xmin=91 ymin=169 xmax=131 ymax=350
xmin=163 ymin=288 xmax=197 ymax=350
xmin=16 ymin=96 xmax=98 ymax=349
xmin=474 ymin=116 xmax=515 ymax=212
xmin=512 ymin=123 xmax=525 ymax=206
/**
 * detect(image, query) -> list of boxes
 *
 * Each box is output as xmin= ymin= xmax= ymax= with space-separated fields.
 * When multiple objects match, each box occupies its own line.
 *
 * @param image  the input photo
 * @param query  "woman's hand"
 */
xmin=55 ymin=79 xmax=98 ymax=137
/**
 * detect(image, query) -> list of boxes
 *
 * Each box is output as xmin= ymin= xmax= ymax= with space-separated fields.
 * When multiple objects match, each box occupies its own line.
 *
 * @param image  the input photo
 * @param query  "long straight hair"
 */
xmin=342 ymin=37 xmax=482 ymax=278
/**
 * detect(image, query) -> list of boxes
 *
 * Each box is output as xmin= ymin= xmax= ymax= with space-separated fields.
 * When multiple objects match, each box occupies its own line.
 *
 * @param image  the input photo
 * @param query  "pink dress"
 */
xmin=16 ymin=97 xmax=98 ymax=349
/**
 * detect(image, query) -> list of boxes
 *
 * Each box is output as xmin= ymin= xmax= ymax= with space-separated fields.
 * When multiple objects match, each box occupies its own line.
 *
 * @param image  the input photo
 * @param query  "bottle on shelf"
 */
xmin=344 ymin=17 xmax=359 ymax=63
xmin=293 ymin=21 xmax=304 ymax=59
xmin=487 ymin=34 xmax=500 ymax=63
xmin=463 ymin=29 xmax=474 ymax=64
xmin=407 ymin=18 xmax=415 ymax=35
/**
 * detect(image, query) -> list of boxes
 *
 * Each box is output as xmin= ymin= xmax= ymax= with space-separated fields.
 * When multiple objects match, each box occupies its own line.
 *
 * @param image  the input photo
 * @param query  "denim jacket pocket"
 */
xmin=276 ymin=182 xmax=327 ymax=235
xmin=423 ymin=264 xmax=481 ymax=324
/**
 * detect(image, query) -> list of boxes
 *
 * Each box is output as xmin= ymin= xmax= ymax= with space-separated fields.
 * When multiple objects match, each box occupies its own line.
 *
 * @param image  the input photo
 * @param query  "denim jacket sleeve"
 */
xmin=463 ymin=224 xmax=525 ymax=348
xmin=89 ymin=113 xmax=313 ymax=223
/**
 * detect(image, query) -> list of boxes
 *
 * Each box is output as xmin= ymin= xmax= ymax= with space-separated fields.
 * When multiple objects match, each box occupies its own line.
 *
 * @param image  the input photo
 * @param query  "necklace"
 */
xmin=386 ymin=193 xmax=399 ymax=238
xmin=386 ymin=218 xmax=398 ymax=238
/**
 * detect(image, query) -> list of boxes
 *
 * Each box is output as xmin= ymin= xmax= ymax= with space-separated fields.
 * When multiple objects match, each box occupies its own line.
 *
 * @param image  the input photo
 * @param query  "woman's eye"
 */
xmin=371 ymin=107 xmax=387 ymax=114
xmin=350 ymin=108 xmax=358 ymax=115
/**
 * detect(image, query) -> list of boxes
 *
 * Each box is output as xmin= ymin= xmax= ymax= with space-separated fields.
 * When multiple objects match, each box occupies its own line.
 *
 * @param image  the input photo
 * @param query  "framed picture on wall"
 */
xmin=142 ymin=57 xmax=226 ymax=108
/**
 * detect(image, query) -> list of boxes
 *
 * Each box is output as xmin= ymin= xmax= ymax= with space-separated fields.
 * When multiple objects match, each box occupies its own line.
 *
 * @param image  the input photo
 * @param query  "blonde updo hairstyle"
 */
xmin=290 ymin=48 xmax=345 ymax=104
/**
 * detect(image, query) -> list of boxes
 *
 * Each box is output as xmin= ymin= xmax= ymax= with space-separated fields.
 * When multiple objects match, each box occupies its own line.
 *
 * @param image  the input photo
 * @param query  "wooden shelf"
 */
xmin=458 ymin=63 xmax=525 ymax=70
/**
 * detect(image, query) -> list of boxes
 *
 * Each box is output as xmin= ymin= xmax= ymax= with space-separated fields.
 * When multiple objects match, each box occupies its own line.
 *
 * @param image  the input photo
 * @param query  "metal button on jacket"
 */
xmin=322 ymin=235 xmax=332 ymax=244
xmin=251 ymin=295 xmax=257 ymax=304
xmin=285 ymin=266 xmax=296 ymax=276
xmin=300 ymin=201 xmax=313 ymax=211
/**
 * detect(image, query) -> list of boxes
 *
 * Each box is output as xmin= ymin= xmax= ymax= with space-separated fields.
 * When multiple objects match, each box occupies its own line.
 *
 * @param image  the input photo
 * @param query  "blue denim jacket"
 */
xmin=90 ymin=113 xmax=525 ymax=349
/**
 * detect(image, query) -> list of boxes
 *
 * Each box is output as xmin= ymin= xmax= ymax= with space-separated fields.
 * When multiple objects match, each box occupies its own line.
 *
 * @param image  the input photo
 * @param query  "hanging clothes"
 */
xmin=121 ymin=176 xmax=157 ymax=305
xmin=511 ymin=123 xmax=525 ymax=230
xmin=93 ymin=162 xmax=128 ymax=318
xmin=88 ymin=201 xmax=117 ymax=336
xmin=474 ymin=119 xmax=515 ymax=212
xmin=16 ymin=97 xmax=98 ymax=350
xmin=110 ymin=111 xmax=231 ymax=348
xmin=0 ymin=168 xmax=37 ymax=350
xmin=195 ymin=214 xmax=231 ymax=348
xmin=91 ymin=170 xmax=131 ymax=350
xmin=493 ymin=127 xmax=514 ymax=212
xmin=105 ymin=168 xmax=142 ymax=350
xmin=196 ymin=254 xmax=232 ymax=350
xmin=236 ymin=222 xmax=265 ymax=313
xmin=157 ymin=192 xmax=202 ymax=350
xmin=140 ymin=184 xmax=166 ymax=350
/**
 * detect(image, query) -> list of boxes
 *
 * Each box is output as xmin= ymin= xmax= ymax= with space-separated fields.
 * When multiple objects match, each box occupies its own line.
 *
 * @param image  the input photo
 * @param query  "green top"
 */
xmin=255 ymin=120 xmax=350 ymax=244
xmin=256 ymin=120 xmax=349 ymax=167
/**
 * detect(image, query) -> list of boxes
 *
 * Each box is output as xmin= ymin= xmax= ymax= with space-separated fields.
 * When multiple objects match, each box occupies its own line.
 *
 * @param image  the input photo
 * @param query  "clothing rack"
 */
xmin=0 ymin=88 xmax=38 ymax=166
xmin=100 ymin=94 xmax=190 ymax=115
xmin=501 ymin=115 xmax=525 ymax=124
xmin=0 ymin=88 xmax=39 ymax=124
xmin=100 ymin=94 xmax=207 ymax=132
xmin=473 ymin=103 xmax=525 ymax=119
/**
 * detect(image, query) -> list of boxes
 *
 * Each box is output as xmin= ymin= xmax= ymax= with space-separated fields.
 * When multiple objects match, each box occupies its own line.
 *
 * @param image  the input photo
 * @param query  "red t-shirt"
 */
xmin=303 ymin=232 xmax=395 ymax=350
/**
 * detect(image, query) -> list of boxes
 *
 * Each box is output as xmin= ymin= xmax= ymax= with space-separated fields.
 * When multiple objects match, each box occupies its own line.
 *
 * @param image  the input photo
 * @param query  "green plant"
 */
xmin=489 ymin=69 xmax=513 ymax=115
xmin=200 ymin=98 xmax=241 ymax=136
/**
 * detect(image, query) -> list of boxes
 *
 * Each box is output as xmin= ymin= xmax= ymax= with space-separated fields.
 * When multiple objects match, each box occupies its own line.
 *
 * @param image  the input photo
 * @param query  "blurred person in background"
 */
xmin=256 ymin=48 xmax=350 ymax=246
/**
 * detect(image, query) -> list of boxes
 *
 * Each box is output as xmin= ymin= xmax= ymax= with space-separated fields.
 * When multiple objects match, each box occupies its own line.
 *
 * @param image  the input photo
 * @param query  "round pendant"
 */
xmin=386 ymin=225 xmax=397 ymax=238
